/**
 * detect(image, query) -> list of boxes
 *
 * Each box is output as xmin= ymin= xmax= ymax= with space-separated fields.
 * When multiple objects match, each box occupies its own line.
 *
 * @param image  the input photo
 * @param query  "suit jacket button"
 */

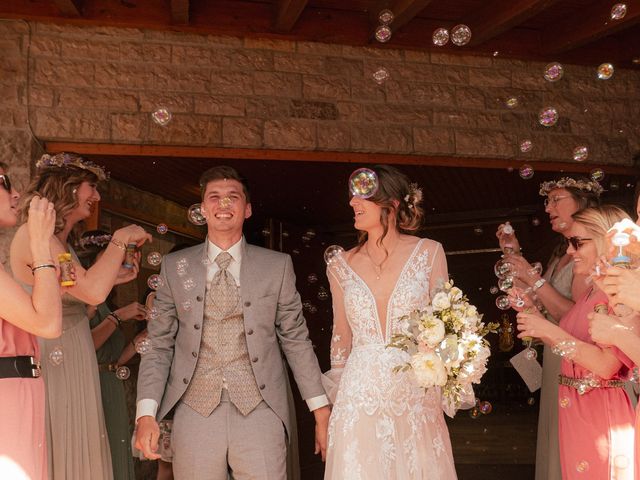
xmin=192 ymin=352 xmax=198 ymax=358
xmin=252 ymin=357 xmax=258 ymax=363
xmin=259 ymin=384 xmax=265 ymax=390
xmin=194 ymin=324 xmax=201 ymax=330
xmin=244 ymin=301 xmax=251 ymax=307
xmin=247 ymin=329 xmax=253 ymax=335
xmin=183 ymin=378 xmax=189 ymax=384
xmin=196 ymin=295 xmax=203 ymax=302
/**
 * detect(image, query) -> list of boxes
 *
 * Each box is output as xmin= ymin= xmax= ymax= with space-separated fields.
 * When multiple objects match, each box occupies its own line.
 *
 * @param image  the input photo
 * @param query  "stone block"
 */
xmin=289 ymin=100 xmax=338 ymax=120
xmin=386 ymin=82 xmax=455 ymax=107
xmin=342 ymin=45 xmax=403 ymax=60
xmin=455 ymin=130 xmax=516 ymax=157
xmin=413 ymin=126 xmax=455 ymax=155
xmin=455 ymin=87 xmax=485 ymax=109
xmin=364 ymin=104 xmax=432 ymax=124
xmin=403 ymin=50 xmax=430 ymax=63
xmin=303 ymin=75 xmax=350 ymax=100
xmin=172 ymin=45 xmax=217 ymax=67
xmin=390 ymin=63 xmax=468 ymax=85
xmin=208 ymin=72 xmax=254 ymax=95
xmin=140 ymin=93 xmax=194 ymax=114
xmin=28 ymin=37 xmax=63 ymax=57
xmin=111 ymin=113 xmax=146 ymax=142
xmin=317 ymin=122 xmax=350 ymax=151
xmin=350 ymin=77 xmax=385 ymax=103
xmin=244 ymin=37 xmax=295 ymax=52
xmin=274 ymin=53 xmax=325 ymax=74
xmin=58 ymin=89 xmax=139 ymax=112
xmin=227 ymin=49 xmax=274 ymax=71
xmin=511 ymin=69 xmax=548 ymax=91
xmin=254 ymin=72 xmax=301 ymax=98
xmin=120 ymin=42 xmax=171 ymax=63
xmin=324 ymin=57 xmax=364 ymax=77
xmin=245 ymin=98 xmax=289 ymax=119
xmin=60 ymin=39 xmax=121 ymax=61
xmin=34 ymin=109 xmax=110 ymax=141
xmin=0 ymin=56 xmax=26 ymax=85
xmin=296 ymin=41 xmax=343 ymax=56
xmin=222 ymin=118 xmax=263 ymax=147
xmin=350 ymin=125 xmax=412 ymax=153
xmin=433 ymin=110 xmax=501 ymax=129
xmin=154 ymin=66 xmax=211 ymax=94
xmin=468 ymin=68 xmax=512 ymax=87
xmin=147 ymin=115 xmax=221 ymax=146
xmin=0 ymin=109 xmax=27 ymax=130
xmin=430 ymin=52 xmax=492 ymax=67
xmin=336 ymin=102 xmax=362 ymax=122
xmin=94 ymin=63 xmax=154 ymax=90
xmin=264 ymin=120 xmax=316 ymax=149
xmin=0 ymin=21 xmax=28 ymax=35
xmin=194 ymin=95 xmax=245 ymax=116
xmin=0 ymin=84 xmax=21 ymax=107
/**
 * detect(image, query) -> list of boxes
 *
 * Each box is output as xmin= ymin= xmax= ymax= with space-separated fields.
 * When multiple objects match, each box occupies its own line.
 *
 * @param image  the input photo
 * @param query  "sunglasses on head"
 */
xmin=0 ymin=174 xmax=11 ymax=193
xmin=568 ymin=236 xmax=592 ymax=250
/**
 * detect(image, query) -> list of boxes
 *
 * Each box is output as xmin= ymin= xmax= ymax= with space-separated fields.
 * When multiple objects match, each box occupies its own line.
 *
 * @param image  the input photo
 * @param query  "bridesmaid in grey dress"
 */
xmin=496 ymin=177 xmax=601 ymax=480
xmin=10 ymin=152 xmax=151 ymax=480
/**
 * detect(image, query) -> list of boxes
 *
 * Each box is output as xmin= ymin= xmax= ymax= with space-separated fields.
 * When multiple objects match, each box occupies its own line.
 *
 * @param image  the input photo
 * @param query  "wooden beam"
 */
xmin=543 ymin=1 xmax=640 ymax=54
xmin=463 ymin=0 xmax=559 ymax=46
xmin=274 ymin=0 xmax=308 ymax=32
xmin=369 ymin=0 xmax=434 ymax=34
xmin=43 ymin=142 xmax=639 ymax=175
xmin=170 ymin=0 xmax=189 ymax=25
xmin=52 ymin=0 xmax=83 ymax=17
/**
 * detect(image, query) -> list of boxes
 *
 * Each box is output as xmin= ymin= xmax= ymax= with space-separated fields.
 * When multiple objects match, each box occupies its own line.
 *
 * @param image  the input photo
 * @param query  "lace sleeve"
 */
xmin=429 ymin=241 xmax=449 ymax=292
xmin=321 ymin=265 xmax=352 ymax=403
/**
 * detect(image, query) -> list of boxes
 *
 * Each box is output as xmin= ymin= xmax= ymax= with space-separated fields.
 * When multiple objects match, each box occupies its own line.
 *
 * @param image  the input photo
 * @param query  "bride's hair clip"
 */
xmin=404 ymin=183 xmax=423 ymax=209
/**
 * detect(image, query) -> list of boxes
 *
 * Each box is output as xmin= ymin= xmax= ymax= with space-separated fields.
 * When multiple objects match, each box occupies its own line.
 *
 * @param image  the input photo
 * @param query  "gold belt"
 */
xmin=558 ymin=374 xmax=625 ymax=395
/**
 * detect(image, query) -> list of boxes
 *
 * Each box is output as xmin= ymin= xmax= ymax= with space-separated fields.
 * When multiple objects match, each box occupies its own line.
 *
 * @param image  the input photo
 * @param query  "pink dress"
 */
xmin=0 ymin=318 xmax=47 ymax=480
xmin=558 ymin=288 xmax=636 ymax=479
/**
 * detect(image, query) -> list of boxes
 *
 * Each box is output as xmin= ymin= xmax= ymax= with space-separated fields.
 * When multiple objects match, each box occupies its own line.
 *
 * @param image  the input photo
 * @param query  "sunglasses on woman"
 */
xmin=0 ymin=174 xmax=11 ymax=193
xmin=568 ymin=236 xmax=592 ymax=250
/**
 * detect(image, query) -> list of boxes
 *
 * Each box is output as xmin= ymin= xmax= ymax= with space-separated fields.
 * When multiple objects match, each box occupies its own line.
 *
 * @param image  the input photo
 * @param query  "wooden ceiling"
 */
xmin=2 ymin=0 xmax=640 ymax=69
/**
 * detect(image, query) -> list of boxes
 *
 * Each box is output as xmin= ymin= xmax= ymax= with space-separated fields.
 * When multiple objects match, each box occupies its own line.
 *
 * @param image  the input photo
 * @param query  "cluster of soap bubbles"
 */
xmin=432 ymin=25 xmax=471 ymax=47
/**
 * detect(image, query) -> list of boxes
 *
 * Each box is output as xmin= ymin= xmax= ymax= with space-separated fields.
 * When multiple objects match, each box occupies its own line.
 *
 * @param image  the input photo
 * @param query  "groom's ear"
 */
xmin=244 ymin=202 xmax=252 ymax=219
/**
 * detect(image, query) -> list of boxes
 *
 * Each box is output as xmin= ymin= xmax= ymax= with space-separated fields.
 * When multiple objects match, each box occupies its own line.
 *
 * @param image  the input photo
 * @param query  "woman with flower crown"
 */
xmin=0 ymin=160 xmax=61 ymax=480
xmin=10 ymin=152 xmax=151 ymax=480
xmin=323 ymin=165 xmax=457 ymax=479
xmin=496 ymin=176 xmax=601 ymax=480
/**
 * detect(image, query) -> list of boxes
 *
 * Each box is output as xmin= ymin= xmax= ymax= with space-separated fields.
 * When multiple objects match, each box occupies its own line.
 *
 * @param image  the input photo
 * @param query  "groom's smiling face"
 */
xmin=201 ymin=179 xmax=252 ymax=237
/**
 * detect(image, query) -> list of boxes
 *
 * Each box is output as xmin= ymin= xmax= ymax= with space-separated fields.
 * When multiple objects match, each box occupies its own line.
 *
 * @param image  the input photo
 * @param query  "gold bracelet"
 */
xmin=110 ymin=239 xmax=126 ymax=251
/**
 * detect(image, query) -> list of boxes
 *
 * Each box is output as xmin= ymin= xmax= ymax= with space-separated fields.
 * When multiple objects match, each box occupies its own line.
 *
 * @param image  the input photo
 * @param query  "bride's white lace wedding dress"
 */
xmin=323 ymin=238 xmax=457 ymax=480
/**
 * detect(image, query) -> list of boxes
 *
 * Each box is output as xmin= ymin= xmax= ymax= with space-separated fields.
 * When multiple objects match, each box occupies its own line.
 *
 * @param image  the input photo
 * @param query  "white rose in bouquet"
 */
xmin=411 ymin=351 xmax=448 ymax=387
xmin=417 ymin=316 xmax=445 ymax=348
xmin=432 ymin=292 xmax=451 ymax=311
xmin=448 ymin=286 xmax=463 ymax=302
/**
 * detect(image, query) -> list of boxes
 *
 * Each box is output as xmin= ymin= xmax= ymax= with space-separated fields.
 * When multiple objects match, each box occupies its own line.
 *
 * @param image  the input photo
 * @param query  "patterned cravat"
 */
xmin=209 ymin=251 xmax=240 ymax=318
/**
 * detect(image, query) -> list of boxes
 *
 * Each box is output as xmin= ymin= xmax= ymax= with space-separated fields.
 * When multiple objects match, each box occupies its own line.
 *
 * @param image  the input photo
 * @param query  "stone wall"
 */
xmin=1 ymin=18 xmax=640 ymax=258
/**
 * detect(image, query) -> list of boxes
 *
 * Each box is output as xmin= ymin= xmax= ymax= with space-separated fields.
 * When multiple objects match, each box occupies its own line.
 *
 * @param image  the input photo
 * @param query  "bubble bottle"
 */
xmin=58 ymin=253 xmax=75 ymax=287
xmin=610 ymin=232 xmax=634 ymax=316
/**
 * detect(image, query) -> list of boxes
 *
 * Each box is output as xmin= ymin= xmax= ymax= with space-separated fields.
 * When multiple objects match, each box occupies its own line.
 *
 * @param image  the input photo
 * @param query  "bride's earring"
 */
xmin=72 ymin=188 xmax=77 ymax=195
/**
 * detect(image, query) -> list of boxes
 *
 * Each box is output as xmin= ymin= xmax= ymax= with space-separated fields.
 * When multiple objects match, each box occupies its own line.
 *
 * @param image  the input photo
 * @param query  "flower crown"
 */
xmin=36 ymin=153 xmax=109 ymax=181
xmin=78 ymin=233 xmax=112 ymax=249
xmin=404 ymin=183 xmax=423 ymax=209
xmin=539 ymin=177 xmax=603 ymax=197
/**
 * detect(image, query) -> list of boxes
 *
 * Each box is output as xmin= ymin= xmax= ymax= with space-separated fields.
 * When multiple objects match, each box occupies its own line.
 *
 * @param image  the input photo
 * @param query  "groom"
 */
xmin=135 ymin=166 xmax=330 ymax=479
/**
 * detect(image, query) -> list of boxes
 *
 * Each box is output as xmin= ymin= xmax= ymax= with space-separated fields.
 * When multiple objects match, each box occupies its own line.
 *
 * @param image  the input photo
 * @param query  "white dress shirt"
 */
xmin=136 ymin=237 xmax=328 ymax=421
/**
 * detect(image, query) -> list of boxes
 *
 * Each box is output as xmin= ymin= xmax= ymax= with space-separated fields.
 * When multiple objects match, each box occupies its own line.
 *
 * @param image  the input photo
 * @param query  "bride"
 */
xmin=323 ymin=165 xmax=457 ymax=479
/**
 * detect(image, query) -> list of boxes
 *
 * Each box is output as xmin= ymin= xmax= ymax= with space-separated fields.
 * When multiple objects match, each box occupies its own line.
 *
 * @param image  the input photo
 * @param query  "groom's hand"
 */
xmin=135 ymin=416 xmax=162 ymax=460
xmin=313 ymin=406 xmax=331 ymax=461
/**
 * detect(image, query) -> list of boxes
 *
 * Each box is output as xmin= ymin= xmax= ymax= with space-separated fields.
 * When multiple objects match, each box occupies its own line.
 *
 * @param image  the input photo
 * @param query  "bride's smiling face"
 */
xmin=349 ymin=195 xmax=383 ymax=231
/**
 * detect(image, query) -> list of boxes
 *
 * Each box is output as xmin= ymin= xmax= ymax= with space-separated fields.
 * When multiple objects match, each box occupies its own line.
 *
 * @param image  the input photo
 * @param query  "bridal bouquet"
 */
xmin=388 ymin=280 xmax=497 ymax=417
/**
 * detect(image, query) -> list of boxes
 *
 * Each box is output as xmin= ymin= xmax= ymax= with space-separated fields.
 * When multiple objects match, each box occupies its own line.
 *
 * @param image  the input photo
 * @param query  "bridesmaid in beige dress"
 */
xmin=496 ymin=177 xmax=600 ymax=480
xmin=11 ymin=152 xmax=151 ymax=480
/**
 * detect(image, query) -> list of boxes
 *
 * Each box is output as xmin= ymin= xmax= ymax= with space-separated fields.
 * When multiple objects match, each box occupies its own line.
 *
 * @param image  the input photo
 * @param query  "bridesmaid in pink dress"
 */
xmin=517 ymin=205 xmax=636 ymax=480
xmin=0 ymin=162 xmax=61 ymax=480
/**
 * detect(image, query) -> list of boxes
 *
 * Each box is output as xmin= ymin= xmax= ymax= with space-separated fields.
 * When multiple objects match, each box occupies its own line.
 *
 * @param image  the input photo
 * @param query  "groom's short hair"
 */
xmin=199 ymin=165 xmax=251 ymax=203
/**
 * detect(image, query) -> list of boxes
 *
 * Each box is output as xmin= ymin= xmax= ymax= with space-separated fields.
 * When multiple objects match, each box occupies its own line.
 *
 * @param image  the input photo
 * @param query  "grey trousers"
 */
xmin=172 ymin=390 xmax=287 ymax=480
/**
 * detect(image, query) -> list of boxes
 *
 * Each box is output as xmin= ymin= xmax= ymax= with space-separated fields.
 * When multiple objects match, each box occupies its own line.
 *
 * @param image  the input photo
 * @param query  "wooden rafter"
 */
xmin=369 ymin=0 xmax=434 ymax=34
xmin=170 ymin=0 xmax=190 ymax=25
xmin=52 ymin=0 xmax=82 ymax=17
xmin=543 ymin=1 xmax=640 ymax=54
xmin=463 ymin=0 xmax=560 ymax=46
xmin=274 ymin=0 xmax=308 ymax=32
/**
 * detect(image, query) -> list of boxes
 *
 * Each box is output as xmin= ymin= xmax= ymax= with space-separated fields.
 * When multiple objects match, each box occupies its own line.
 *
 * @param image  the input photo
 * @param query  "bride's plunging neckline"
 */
xmin=343 ymin=239 xmax=425 ymax=344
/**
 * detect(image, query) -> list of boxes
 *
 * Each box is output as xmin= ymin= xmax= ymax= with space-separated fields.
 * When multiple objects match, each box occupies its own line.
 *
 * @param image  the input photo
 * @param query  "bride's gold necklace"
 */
xmin=365 ymin=241 xmax=397 ymax=280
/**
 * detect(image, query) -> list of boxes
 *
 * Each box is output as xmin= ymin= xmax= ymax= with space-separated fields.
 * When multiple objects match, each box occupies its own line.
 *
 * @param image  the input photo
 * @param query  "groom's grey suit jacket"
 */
xmin=137 ymin=240 xmax=325 ymax=436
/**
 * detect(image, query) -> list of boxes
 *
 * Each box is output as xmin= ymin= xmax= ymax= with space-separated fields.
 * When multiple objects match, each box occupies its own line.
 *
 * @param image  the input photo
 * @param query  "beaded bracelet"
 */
xmin=31 ymin=263 xmax=56 ymax=274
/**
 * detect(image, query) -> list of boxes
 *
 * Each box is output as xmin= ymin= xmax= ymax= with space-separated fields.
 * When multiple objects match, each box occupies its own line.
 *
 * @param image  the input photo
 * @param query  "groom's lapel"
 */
xmin=187 ymin=242 xmax=207 ymax=320
xmin=240 ymin=241 xmax=257 ymax=305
